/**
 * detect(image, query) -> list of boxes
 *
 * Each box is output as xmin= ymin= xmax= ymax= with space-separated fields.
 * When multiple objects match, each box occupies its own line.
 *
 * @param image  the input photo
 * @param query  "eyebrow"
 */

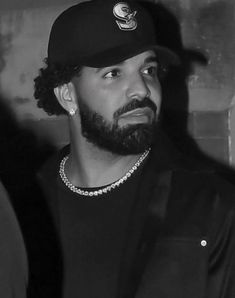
xmin=95 ymin=54 xmax=158 ymax=73
xmin=144 ymin=56 xmax=158 ymax=64
xmin=95 ymin=61 xmax=124 ymax=73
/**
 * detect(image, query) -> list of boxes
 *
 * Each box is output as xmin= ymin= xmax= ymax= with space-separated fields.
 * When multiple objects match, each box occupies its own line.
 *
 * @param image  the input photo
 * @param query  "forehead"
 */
xmin=119 ymin=50 xmax=157 ymax=66
xmin=82 ymin=50 xmax=157 ymax=73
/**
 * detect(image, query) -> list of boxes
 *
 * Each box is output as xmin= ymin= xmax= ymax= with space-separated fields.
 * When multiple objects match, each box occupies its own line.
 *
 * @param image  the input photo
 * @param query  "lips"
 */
xmin=119 ymin=107 xmax=154 ymax=117
xmin=118 ymin=107 xmax=155 ymax=124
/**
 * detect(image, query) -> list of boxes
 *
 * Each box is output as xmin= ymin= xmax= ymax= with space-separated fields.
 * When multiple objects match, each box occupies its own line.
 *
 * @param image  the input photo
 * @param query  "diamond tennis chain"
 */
xmin=59 ymin=148 xmax=151 ymax=197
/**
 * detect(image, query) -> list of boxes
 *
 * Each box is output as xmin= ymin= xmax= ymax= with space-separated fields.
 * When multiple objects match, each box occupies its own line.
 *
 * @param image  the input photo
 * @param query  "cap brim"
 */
xmin=153 ymin=46 xmax=180 ymax=67
xmin=81 ymin=43 xmax=180 ymax=68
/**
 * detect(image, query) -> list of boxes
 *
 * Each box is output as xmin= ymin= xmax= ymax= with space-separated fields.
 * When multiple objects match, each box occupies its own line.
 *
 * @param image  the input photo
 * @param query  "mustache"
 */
xmin=114 ymin=97 xmax=157 ymax=119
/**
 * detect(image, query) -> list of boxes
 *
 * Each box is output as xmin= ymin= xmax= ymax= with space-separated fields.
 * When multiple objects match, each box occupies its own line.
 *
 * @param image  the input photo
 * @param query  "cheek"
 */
xmin=150 ymin=82 xmax=162 ymax=109
xmin=78 ymin=85 xmax=120 ymax=121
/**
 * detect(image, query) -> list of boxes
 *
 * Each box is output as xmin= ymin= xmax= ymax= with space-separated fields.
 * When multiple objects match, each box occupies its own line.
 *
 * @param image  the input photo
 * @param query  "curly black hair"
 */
xmin=34 ymin=58 xmax=81 ymax=116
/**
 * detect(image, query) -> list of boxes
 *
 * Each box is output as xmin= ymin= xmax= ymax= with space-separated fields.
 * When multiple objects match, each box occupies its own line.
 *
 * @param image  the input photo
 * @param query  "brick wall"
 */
xmin=155 ymin=0 xmax=235 ymax=167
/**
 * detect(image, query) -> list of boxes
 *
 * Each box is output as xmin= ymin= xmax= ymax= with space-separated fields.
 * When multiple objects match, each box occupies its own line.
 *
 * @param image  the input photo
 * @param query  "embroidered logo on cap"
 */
xmin=113 ymin=2 xmax=137 ymax=31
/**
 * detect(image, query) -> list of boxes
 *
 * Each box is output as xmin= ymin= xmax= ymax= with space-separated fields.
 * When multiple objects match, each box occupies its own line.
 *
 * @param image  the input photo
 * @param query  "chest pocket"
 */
xmin=136 ymin=238 xmax=209 ymax=298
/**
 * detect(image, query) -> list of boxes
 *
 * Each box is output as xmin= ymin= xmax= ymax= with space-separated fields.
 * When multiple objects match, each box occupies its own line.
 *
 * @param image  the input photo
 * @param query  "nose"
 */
xmin=126 ymin=74 xmax=150 ymax=100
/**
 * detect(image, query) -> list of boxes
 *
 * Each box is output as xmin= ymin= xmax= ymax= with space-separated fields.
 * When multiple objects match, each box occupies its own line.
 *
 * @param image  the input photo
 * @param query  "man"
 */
xmin=34 ymin=0 xmax=235 ymax=297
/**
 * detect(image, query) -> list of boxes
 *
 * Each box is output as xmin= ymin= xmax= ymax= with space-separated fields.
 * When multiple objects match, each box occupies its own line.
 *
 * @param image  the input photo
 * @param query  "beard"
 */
xmin=78 ymin=97 xmax=159 ymax=155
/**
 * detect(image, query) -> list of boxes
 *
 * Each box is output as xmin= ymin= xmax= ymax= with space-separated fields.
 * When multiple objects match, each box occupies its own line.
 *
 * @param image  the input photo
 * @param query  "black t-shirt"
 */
xmin=40 ymin=154 xmax=146 ymax=298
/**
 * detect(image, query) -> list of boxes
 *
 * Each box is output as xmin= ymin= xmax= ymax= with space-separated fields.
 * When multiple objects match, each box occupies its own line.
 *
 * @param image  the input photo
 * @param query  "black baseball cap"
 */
xmin=47 ymin=0 xmax=179 ymax=68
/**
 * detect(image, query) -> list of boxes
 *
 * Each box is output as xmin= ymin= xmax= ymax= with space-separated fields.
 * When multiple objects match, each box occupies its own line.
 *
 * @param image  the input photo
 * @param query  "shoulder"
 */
xmin=170 ymin=164 xmax=235 ymax=210
xmin=148 ymin=140 xmax=235 ymax=236
xmin=150 ymin=134 xmax=235 ymax=211
xmin=162 ymin=166 xmax=235 ymax=242
xmin=38 ymin=145 xmax=69 ymax=184
xmin=36 ymin=146 xmax=70 ymax=214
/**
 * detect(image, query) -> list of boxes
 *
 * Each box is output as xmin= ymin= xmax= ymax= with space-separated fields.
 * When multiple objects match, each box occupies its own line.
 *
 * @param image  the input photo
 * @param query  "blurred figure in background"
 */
xmin=0 ymin=180 xmax=27 ymax=297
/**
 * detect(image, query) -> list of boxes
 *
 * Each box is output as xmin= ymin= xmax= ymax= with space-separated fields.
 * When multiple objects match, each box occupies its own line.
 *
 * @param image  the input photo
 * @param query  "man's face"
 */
xmin=72 ymin=50 xmax=162 ymax=155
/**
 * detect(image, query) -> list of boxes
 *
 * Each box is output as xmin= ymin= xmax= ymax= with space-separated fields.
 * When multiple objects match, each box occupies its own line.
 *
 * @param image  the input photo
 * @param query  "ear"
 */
xmin=54 ymin=82 xmax=78 ymax=115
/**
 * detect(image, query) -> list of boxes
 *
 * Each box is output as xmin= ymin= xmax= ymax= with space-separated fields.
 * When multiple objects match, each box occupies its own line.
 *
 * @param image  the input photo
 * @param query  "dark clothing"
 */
xmin=0 ymin=181 xmax=28 ymax=298
xmin=38 ymin=133 xmax=235 ymax=298
xmin=38 ymin=146 xmax=145 ymax=298
xmin=49 ymin=165 xmax=142 ymax=298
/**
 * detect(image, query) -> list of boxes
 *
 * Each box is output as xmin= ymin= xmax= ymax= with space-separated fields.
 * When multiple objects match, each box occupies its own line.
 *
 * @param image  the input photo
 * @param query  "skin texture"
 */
xmin=54 ymin=50 xmax=162 ymax=188
xmin=72 ymin=50 xmax=161 ymax=126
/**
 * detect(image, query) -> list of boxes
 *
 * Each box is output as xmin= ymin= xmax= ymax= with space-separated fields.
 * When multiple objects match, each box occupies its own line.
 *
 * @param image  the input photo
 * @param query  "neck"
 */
xmin=66 ymin=128 xmax=148 ymax=188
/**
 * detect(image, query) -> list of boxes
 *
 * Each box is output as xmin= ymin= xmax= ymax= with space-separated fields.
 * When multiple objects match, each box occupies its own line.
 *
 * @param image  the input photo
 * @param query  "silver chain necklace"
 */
xmin=59 ymin=148 xmax=151 ymax=197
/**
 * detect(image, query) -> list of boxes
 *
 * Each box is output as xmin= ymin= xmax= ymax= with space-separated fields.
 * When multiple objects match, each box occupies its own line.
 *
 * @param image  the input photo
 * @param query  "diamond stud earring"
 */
xmin=69 ymin=108 xmax=76 ymax=116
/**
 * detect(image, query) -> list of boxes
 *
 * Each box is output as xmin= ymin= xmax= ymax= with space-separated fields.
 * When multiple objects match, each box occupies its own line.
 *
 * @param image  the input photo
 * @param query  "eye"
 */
xmin=103 ymin=69 xmax=121 ymax=79
xmin=142 ymin=65 xmax=158 ymax=77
